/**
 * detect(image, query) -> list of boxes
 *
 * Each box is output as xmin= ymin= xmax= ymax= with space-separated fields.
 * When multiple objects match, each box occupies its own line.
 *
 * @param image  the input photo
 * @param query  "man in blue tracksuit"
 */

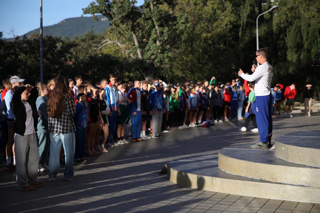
xmin=104 ymin=74 xmax=119 ymax=144
xmin=127 ymin=80 xmax=143 ymax=142
xmin=238 ymin=48 xmax=273 ymax=149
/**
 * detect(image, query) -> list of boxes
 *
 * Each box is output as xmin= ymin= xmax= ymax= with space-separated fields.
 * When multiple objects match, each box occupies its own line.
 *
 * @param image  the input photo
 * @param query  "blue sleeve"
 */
xmin=104 ymin=87 xmax=111 ymax=107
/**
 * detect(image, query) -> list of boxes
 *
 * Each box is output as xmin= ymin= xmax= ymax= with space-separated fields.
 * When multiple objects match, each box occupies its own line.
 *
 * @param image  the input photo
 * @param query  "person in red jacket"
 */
xmin=284 ymin=83 xmax=297 ymax=118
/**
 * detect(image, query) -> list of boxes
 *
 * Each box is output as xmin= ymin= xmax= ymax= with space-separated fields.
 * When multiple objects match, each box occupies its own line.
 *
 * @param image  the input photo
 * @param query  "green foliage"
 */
xmin=1 ymin=0 xmax=320 ymax=100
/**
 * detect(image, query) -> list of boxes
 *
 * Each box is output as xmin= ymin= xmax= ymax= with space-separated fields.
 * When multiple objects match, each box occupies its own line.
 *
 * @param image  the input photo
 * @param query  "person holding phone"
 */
xmin=238 ymin=48 xmax=273 ymax=149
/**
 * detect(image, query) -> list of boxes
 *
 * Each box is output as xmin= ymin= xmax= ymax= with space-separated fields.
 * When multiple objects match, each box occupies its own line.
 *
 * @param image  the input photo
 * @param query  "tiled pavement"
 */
xmin=0 ymin=112 xmax=320 ymax=213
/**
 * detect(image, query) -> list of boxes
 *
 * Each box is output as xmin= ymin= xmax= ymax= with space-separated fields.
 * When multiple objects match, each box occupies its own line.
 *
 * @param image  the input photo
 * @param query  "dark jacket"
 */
xmin=11 ymin=87 xmax=38 ymax=136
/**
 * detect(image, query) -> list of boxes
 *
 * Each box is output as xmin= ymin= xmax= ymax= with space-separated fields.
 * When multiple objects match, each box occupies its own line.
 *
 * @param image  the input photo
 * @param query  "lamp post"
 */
xmin=256 ymin=5 xmax=278 ymax=51
xmin=40 ymin=0 xmax=43 ymax=83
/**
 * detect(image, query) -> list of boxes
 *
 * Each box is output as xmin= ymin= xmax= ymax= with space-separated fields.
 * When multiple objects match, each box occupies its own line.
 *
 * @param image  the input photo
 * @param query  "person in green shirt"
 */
xmin=240 ymin=83 xmax=258 ymax=132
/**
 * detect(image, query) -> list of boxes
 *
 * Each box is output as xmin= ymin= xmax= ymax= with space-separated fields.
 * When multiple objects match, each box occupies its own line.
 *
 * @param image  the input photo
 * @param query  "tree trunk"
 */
xmin=132 ymin=32 xmax=143 ymax=59
xmin=150 ymin=0 xmax=161 ymax=46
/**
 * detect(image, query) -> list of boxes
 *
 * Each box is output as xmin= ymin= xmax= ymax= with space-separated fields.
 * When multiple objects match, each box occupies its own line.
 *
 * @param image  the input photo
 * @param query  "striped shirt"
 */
xmin=48 ymin=94 xmax=76 ymax=134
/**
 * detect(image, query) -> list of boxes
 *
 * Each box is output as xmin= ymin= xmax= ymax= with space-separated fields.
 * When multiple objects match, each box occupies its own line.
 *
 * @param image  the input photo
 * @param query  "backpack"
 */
xmin=0 ymin=99 xmax=8 ymax=120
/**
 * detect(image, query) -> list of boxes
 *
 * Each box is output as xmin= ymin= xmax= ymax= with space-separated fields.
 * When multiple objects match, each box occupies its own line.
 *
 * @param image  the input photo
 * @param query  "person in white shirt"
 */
xmin=238 ymin=48 xmax=273 ymax=149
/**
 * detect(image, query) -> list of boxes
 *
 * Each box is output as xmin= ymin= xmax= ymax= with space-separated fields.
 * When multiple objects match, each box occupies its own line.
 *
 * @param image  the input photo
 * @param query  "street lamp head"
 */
xmin=268 ymin=6 xmax=279 ymax=12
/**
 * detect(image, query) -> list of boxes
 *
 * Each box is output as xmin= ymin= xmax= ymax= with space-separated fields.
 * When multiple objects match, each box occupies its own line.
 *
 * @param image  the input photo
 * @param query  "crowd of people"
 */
xmin=0 ymin=53 xmax=315 ymax=190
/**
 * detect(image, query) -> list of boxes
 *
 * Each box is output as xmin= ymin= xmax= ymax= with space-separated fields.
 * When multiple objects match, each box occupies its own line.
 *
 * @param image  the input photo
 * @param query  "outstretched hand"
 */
xmin=238 ymin=69 xmax=244 ymax=77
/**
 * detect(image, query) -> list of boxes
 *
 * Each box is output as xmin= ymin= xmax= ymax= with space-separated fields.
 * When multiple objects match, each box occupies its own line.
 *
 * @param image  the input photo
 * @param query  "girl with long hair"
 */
xmin=47 ymin=77 xmax=76 ymax=182
xmin=36 ymin=82 xmax=50 ymax=172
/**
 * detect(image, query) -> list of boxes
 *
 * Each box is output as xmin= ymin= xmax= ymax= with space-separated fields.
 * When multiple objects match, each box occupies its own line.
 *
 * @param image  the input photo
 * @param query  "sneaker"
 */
xmin=113 ymin=142 xmax=120 ymax=146
xmin=132 ymin=138 xmax=137 ymax=142
xmin=308 ymin=112 xmax=311 ymax=117
xmin=240 ymin=127 xmax=247 ymax=132
xmin=122 ymin=139 xmax=130 ymax=144
xmin=117 ymin=140 xmax=125 ymax=145
xmin=105 ymin=143 xmax=113 ymax=149
xmin=145 ymin=135 xmax=151 ymax=140
xmin=141 ymin=136 xmax=147 ymax=141
xmin=18 ymin=185 xmax=34 ymax=191
xmin=269 ymin=144 xmax=276 ymax=150
xmin=238 ymin=117 xmax=244 ymax=120
xmin=162 ymin=130 xmax=169 ymax=133
xmin=30 ymin=181 xmax=43 ymax=187
xmin=49 ymin=175 xmax=56 ymax=182
xmin=251 ymin=142 xmax=269 ymax=149
xmin=137 ymin=138 xmax=142 ymax=141
xmin=4 ymin=163 xmax=15 ymax=171
xmin=189 ymin=123 xmax=196 ymax=127
xmin=214 ymin=120 xmax=218 ymax=123
xmin=178 ymin=125 xmax=186 ymax=129
xmin=38 ymin=165 xmax=46 ymax=172
xmin=65 ymin=178 xmax=72 ymax=182
xmin=219 ymin=120 xmax=223 ymax=123
xmin=290 ymin=114 xmax=293 ymax=118
xmin=250 ymin=128 xmax=259 ymax=133
xmin=151 ymin=134 xmax=158 ymax=138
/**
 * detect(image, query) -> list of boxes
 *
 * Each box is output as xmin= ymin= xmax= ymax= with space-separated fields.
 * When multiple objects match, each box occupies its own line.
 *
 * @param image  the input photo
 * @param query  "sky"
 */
xmin=0 ymin=0 xmax=144 ymax=39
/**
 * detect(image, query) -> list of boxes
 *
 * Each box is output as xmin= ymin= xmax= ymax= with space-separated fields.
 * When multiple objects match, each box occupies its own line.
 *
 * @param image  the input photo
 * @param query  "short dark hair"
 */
xmin=257 ymin=48 xmax=268 ymax=58
xmin=75 ymin=75 xmax=82 ymax=81
xmin=109 ymin=74 xmax=117 ymax=79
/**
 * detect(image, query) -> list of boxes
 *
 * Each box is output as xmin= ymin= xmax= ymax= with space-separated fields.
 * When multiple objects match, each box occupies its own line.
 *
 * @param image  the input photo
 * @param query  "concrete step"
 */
xmin=275 ymin=131 xmax=320 ymax=167
xmin=167 ymin=154 xmax=320 ymax=203
xmin=218 ymin=148 xmax=320 ymax=187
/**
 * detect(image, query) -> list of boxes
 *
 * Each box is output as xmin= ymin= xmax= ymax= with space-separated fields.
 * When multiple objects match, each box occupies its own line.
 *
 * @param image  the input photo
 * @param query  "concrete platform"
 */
xmin=167 ymin=130 xmax=320 ymax=204
xmin=275 ymin=131 xmax=320 ymax=167
xmin=218 ymin=148 xmax=320 ymax=187
xmin=167 ymin=154 xmax=320 ymax=204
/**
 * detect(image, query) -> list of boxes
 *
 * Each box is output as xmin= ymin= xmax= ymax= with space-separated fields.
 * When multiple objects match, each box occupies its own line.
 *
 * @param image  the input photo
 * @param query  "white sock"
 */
xmin=13 ymin=157 xmax=16 ymax=165
xmin=6 ymin=157 xmax=12 ymax=166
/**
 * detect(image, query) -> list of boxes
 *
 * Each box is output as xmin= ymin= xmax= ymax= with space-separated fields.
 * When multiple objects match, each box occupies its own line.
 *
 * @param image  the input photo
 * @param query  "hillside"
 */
xmin=26 ymin=15 xmax=110 ymax=39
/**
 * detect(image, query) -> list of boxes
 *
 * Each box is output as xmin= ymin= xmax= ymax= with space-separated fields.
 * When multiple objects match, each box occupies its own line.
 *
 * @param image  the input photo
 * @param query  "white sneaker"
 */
xmin=214 ymin=120 xmax=218 ymax=123
xmin=162 ymin=130 xmax=169 ymax=133
xmin=240 ymin=127 xmax=247 ymax=132
xmin=290 ymin=114 xmax=293 ymax=118
xmin=113 ymin=142 xmax=120 ymax=146
xmin=38 ymin=164 xmax=46 ymax=172
xmin=141 ymin=136 xmax=147 ymax=140
xmin=189 ymin=123 xmax=196 ymax=127
xmin=178 ymin=125 xmax=187 ymax=129
xmin=238 ymin=117 xmax=244 ymax=120
xmin=122 ymin=139 xmax=129 ymax=144
xmin=269 ymin=144 xmax=276 ymax=150
xmin=145 ymin=135 xmax=151 ymax=139
xmin=219 ymin=120 xmax=223 ymax=123
xmin=308 ymin=112 xmax=311 ymax=117
xmin=251 ymin=128 xmax=259 ymax=133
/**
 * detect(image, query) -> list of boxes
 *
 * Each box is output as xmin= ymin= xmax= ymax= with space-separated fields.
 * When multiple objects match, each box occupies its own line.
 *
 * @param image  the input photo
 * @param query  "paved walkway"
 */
xmin=1 ymin=111 xmax=320 ymax=213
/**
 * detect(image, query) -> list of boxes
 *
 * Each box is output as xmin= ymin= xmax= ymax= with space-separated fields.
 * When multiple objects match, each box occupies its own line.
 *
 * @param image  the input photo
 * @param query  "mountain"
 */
xmin=25 ymin=15 xmax=110 ymax=39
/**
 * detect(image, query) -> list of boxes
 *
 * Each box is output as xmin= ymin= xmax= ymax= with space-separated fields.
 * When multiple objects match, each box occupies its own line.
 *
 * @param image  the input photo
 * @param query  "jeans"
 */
xmin=75 ymin=128 xmax=86 ymax=159
xmin=49 ymin=132 xmax=75 ymax=179
xmin=37 ymin=131 xmax=50 ymax=165
xmin=109 ymin=111 xmax=118 ymax=142
xmin=230 ymin=100 xmax=238 ymax=119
